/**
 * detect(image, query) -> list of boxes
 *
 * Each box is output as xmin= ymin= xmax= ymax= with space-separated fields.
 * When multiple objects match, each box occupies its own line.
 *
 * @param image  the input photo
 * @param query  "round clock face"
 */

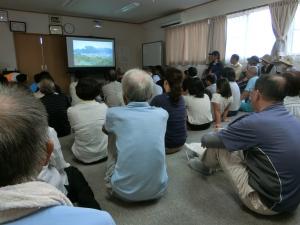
xmin=63 ymin=23 xmax=75 ymax=34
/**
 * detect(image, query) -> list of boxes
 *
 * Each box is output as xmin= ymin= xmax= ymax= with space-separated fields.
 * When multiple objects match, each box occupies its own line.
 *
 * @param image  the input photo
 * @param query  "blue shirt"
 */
xmin=105 ymin=102 xmax=168 ymax=201
xmin=218 ymin=104 xmax=300 ymax=212
xmin=7 ymin=206 xmax=116 ymax=225
xmin=150 ymin=94 xmax=187 ymax=148
xmin=245 ymin=75 xmax=258 ymax=92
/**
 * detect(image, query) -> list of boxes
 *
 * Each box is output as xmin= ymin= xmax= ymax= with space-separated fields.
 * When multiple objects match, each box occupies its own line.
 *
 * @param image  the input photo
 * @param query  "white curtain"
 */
xmin=225 ymin=7 xmax=275 ymax=63
xmin=166 ymin=20 xmax=209 ymax=65
xmin=269 ymin=0 xmax=299 ymax=58
xmin=208 ymin=16 xmax=227 ymax=61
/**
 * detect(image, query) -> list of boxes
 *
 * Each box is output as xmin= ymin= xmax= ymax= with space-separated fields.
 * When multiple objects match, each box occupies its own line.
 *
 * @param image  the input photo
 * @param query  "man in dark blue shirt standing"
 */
xmin=189 ymin=74 xmax=300 ymax=215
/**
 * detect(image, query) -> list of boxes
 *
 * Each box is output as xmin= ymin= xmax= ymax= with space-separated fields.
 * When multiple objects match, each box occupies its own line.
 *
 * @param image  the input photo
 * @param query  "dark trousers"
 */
xmin=65 ymin=166 xmax=101 ymax=210
xmin=187 ymin=121 xmax=211 ymax=131
xmin=227 ymin=110 xmax=239 ymax=117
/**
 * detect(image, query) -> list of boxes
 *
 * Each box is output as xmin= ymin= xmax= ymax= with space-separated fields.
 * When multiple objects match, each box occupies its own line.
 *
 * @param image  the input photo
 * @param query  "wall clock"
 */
xmin=10 ymin=21 xmax=26 ymax=32
xmin=63 ymin=23 xmax=75 ymax=34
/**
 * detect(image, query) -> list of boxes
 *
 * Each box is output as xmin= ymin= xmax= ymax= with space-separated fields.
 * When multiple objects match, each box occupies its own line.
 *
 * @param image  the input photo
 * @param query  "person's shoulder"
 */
xmin=150 ymin=93 xmax=165 ymax=105
xmin=43 ymin=206 xmax=115 ymax=225
xmin=212 ymin=93 xmax=221 ymax=101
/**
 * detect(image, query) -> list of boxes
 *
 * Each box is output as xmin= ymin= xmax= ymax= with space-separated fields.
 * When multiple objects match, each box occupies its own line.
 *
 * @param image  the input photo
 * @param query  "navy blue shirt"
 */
xmin=210 ymin=61 xmax=224 ymax=80
xmin=151 ymin=94 xmax=187 ymax=148
xmin=218 ymin=104 xmax=300 ymax=212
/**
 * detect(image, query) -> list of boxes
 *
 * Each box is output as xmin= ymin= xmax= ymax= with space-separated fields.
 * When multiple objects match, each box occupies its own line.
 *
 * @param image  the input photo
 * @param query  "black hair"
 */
xmin=105 ymin=69 xmax=117 ymax=82
xmin=165 ymin=67 xmax=183 ymax=103
xmin=188 ymin=78 xmax=205 ymax=98
xmin=188 ymin=67 xmax=197 ymax=77
xmin=231 ymin=54 xmax=239 ymax=61
xmin=16 ymin=74 xmax=27 ymax=83
xmin=221 ymin=67 xmax=236 ymax=82
xmin=255 ymin=74 xmax=287 ymax=101
xmin=76 ymin=77 xmax=101 ymax=100
xmin=0 ymin=76 xmax=8 ymax=84
xmin=283 ymin=72 xmax=300 ymax=97
xmin=211 ymin=51 xmax=220 ymax=59
xmin=205 ymin=74 xmax=216 ymax=84
xmin=217 ymin=78 xmax=232 ymax=98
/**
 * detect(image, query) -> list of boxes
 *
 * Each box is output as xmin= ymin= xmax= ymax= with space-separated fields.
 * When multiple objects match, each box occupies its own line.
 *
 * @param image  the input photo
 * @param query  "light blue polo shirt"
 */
xmin=105 ymin=102 xmax=169 ymax=201
xmin=245 ymin=75 xmax=259 ymax=92
xmin=7 ymin=206 xmax=116 ymax=225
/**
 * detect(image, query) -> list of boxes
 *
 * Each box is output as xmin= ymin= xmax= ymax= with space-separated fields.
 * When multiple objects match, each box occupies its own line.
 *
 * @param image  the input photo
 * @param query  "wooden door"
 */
xmin=43 ymin=35 xmax=70 ymax=94
xmin=14 ymin=33 xmax=70 ymax=93
xmin=14 ymin=33 xmax=43 ymax=84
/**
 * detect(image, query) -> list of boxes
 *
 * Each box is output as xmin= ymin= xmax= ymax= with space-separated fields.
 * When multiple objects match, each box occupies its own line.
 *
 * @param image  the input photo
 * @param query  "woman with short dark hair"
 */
xmin=211 ymin=78 xmax=233 ymax=128
xmin=221 ymin=67 xmax=241 ymax=117
xmin=151 ymin=67 xmax=187 ymax=154
xmin=68 ymin=77 xmax=108 ymax=164
xmin=184 ymin=78 xmax=212 ymax=131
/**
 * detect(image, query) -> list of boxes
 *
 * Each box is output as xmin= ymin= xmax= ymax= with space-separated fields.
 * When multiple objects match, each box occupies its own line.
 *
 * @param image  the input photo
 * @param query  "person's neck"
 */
xmin=257 ymin=101 xmax=279 ymax=112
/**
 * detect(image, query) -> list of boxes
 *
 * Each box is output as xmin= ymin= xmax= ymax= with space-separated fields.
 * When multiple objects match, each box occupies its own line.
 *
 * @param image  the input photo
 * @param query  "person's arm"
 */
xmin=217 ymin=114 xmax=257 ymax=151
xmin=212 ymin=102 xmax=222 ymax=128
xmin=222 ymin=104 xmax=231 ymax=122
xmin=201 ymin=132 xmax=226 ymax=149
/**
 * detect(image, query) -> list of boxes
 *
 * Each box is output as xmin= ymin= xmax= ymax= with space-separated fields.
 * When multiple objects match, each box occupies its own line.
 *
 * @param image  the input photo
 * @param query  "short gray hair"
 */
xmin=122 ymin=68 xmax=153 ymax=102
xmin=39 ymin=78 xmax=55 ymax=94
xmin=0 ymin=85 xmax=48 ymax=186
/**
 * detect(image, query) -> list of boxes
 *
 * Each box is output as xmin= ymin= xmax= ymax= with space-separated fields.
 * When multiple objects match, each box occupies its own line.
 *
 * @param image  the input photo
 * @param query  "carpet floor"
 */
xmin=59 ymin=113 xmax=300 ymax=225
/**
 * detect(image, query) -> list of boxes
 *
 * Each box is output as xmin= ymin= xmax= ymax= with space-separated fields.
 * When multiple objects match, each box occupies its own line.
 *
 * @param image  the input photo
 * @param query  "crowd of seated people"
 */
xmin=0 ymin=49 xmax=300 ymax=225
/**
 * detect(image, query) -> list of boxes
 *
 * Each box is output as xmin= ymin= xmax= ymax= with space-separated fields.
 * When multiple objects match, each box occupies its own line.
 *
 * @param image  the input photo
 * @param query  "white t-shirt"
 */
xmin=183 ymin=94 xmax=213 ymax=125
xmin=229 ymin=81 xmax=241 ymax=111
xmin=284 ymin=96 xmax=300 ymax=120
xmin=38 ymin=127 xmax=70 ymax=195
xmin=211 ymin=93 xmax=233 ymax=117
xmin=68 ymin=100 xmax=108 ymax=163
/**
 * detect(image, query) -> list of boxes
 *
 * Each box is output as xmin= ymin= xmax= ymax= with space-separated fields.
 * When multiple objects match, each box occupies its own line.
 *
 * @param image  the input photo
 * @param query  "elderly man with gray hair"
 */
xmin=104 ymin=68 xmax=169 ymax=202
xmin=0 ymin=85 xmax=115 ymax=225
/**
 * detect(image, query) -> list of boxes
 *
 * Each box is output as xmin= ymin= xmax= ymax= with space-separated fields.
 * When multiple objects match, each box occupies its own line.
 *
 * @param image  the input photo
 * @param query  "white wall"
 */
xmin=0 ymin=10 xmax=144 ymax=72
xmin=143 ymin=0 xmax=280 ymax=45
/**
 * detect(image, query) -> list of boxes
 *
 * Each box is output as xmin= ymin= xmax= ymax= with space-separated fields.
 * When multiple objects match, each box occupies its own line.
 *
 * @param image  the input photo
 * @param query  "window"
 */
xmin=225 ymin=6 xmax=275 ymax=63
xmin=287 ymin=4 xmax=300 ymax=55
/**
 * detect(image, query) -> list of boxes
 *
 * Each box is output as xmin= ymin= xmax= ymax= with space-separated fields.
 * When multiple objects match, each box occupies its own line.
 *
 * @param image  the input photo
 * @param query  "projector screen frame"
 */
xmin=65 ymin=35 xmax=116 ymax=74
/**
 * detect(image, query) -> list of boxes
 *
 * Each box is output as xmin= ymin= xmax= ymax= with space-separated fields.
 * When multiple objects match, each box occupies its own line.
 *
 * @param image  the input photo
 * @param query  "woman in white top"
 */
xmin=211 ymin=78 xmax=233 ymax=128
xmin=283 ymin=72 xmax=300 ymax=120
xmin=68 ymin=77 xmax=108 ymax=164
xmin=222 ymin=67 xmax=241 ymax=117
xmin=184 ymin=78 xmax=213 ymax=130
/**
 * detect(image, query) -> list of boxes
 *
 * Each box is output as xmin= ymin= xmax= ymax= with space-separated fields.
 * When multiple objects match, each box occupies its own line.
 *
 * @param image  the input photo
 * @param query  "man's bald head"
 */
xmin=254 ymin=74 xmax=287 ymax=102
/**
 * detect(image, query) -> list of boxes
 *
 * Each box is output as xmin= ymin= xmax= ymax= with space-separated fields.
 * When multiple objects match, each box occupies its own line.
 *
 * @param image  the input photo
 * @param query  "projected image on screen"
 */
xmin=73 ymin=40 xmax=113 ymax=67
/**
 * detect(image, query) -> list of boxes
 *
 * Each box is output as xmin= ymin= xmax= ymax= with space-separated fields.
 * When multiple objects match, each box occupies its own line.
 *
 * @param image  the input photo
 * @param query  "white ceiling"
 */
xmin=0 ymin=0 xmax=215 ymax=24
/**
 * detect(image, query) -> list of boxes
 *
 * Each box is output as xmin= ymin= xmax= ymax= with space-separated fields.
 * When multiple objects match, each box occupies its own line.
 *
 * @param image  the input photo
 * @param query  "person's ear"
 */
xmin=164 ymin=80 xmax=170 ymax=91
xmin=44 ymin=140 xmax=54 ymax=166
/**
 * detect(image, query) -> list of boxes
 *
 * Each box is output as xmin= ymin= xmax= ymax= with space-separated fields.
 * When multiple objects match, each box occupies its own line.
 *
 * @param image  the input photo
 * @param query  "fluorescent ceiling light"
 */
xmin=120 ymin=2 xmax=140 ymax=13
